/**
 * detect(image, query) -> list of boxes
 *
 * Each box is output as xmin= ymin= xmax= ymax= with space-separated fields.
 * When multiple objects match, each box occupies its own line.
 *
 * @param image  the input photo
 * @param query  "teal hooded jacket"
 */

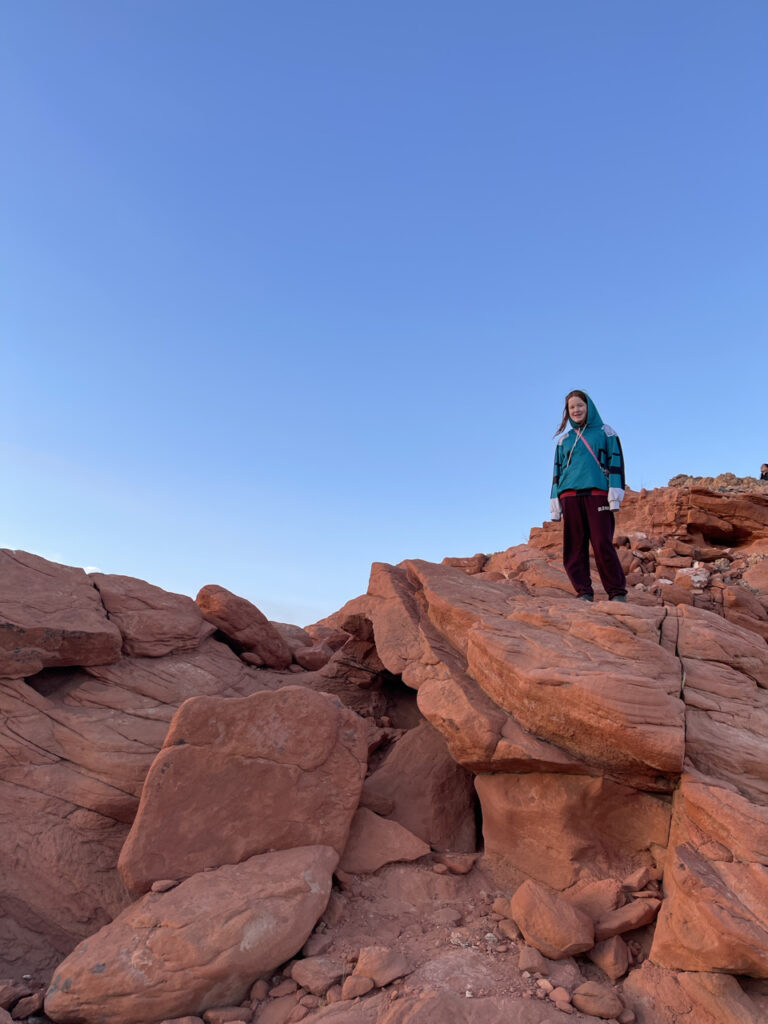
xmin=550 ymin=394 xmax=625 ymax=520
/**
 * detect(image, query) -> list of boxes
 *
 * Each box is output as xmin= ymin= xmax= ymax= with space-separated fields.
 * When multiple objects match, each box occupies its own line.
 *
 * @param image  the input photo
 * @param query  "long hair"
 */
xmin=554 ymin=390 xmax=589 ymax=437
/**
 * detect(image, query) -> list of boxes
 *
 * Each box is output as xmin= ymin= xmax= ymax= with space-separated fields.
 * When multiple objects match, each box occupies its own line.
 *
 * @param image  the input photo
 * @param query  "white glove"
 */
xmin=608 ymin=487 xmax=624 ymax=512
xmin=550 ymin=497 xmax=562 ymax=521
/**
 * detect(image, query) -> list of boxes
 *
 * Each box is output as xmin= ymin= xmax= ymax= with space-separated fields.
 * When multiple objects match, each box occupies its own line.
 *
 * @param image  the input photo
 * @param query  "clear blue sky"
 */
xmin=2 ymin=2 xmax=767 ymax=625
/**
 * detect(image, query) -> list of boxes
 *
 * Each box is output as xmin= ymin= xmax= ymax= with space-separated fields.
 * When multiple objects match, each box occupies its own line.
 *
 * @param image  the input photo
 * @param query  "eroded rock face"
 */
xmin=90 ymin=574 xmax=215 ymax=657
xmin=0 ymin=640 xmax=272 ymax=976
xmin=118 ymin=687 xmax=368 ymax=894
xmin=0 ymin=550 xmax=122 ymax=676
xmin=475 ymin=772 xmax=671 ymax=890
xmin=45 ymin=846 xmax=337 ymax=1024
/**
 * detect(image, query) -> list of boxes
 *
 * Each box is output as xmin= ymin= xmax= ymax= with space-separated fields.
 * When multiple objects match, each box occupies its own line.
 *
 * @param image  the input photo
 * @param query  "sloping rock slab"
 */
xmin=119 ymin=687 xmax=368 ymax=894
xmin=364 ymin=559 xmax=684 ymax=790
xmin=45 ymin=846 xmax=337 ymax=1024
xmin=91 ymin=574 xmax=215 ymax=657
xmin=0 ymin=550 xmax=122 ymax=676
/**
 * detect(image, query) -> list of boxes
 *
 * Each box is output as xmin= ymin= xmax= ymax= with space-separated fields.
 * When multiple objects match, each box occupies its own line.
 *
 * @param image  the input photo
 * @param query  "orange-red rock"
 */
xmin=475 ymin=772 xmax=670 ymax=889
xmin=508 ymin=879 xmax=594 ymax=959
xmin=119 ymin=687 xmax=368 ymax=894
xmin=338 ymin=808 xmax=430 ymax=874
xmin=1 ymin=637 xmax=266 ymax=976
xmin=45 ymin=846 xmax=336 ymax=1024
xmin=361 ymin=721 xmax=476 ymax=853
xmin=0 ymin=550 xmax=122 ymax=677
xmin=196 ymin=584 xmax=292 ymax=669
xmin=650 ymin=774 xmax=768 ymax=975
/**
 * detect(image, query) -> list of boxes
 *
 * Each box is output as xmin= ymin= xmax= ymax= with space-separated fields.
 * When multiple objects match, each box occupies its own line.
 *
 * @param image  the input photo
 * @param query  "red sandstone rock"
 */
xmin=623 ymin=961 xmax=762 ymax=1024
xmin=364 ymin=559 xmax=684 ymax=789
xmin=10 ymin=991 xmax=44 ymax=1017
xmin=508 ymin=879 xmax=594 ymax=959
xmin=202 ymin=1009 xmax=252 ymax=1024
xmin=0 ymin=981 xmax=32 ymax=1010
xmin=44 ymin=846 xmax=336 ymax=1024
xmin=0 ymin=549 xmax=122 ymax=676
xmin=476 ymin=772 xmax=670 ymax=889
xmin=340 ymin=976 xmax=373 ymax=1000
xmin=353 ymin=947 xmax=413 ymax=987
xmin=195 ymin=585 xmax=292 ymax=669
xmin=254 ymin=994 xmax=300 ymax=1024
xmin=119 ymin=687 xmax=367 ymax=894
xmin=1 ymin=637 xmax=268 ymax=976
xmin=289 ymin=957 xmax=343 ymax=996
xmin=588 ymin=935 xmax=630 ymax=980
xmin=361 ymin=721 xmax=476 ymax=852
xmin=594 ymin=898 xmax=660 ymax=941
xmin=571 ymin=980 xmax=623 ymax=1018
xmin=338 ymin=808 xmax=430 ymax=874
xmin=90 ymin=574 xmax=215 ymax=657
xmin=651 ymin=773 xmax=768 ymax=975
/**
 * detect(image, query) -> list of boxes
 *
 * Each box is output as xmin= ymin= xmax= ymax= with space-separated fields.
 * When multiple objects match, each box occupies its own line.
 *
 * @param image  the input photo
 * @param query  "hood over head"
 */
xmin=569 ymin=392 xmax=604 ymax=430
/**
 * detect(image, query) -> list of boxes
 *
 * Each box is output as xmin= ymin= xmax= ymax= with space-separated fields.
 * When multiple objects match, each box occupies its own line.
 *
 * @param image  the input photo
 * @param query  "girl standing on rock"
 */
xmin=550 ymin=390 xmax=628 ymax=602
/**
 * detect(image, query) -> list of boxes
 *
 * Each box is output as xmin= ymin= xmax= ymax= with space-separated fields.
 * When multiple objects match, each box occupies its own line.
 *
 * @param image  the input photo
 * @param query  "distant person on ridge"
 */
xmin=550 ymin=390 xmax=627 ymax=603
xmin=761 ymin=464 xmax=768 ymax=481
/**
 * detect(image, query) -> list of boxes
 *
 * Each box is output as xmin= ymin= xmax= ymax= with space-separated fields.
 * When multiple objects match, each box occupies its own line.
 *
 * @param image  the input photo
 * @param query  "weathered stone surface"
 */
xmin=45 ymin=846 xmax=336 ymax=1024
xmin=571 ymin=980 xmax=623 ymax=1019
xmin=119 ymin=687 xmax=368 ymax=894
xmin=594 ymin=898 xmax=660 ymax=941
xmin=588 ymin=935 xmax=630 ymax=980
xmin=338 ymin=808 xmax=430 ymax=874
xmin=0 ymin=639 xmax=272 ymax=976
xmin=91 ymin=573 xmax=215 ymax=657
xmin=475 ymin=772 xmax=670 ymax=889
xmin=651 ymin=773 xmax=768 ymax=975
xmin=361 ymin=721 xmax=476 ymax=853
xmin=196 ymin=585 xmax=292 ymax=668
xmin=508 ymin=879 xmax=594 ymax=959
xmin=353 ymin=947 xmax=413 ymax=987
xmin=289 ymin=957 xmax=343 ymax=996
xmin=623 ymin=961 xmax=762 ymax=1024
xmin=364 ymin=560 xmax=684 ymax=789
xmin=0 ymin=550 xmax=122 ymax=677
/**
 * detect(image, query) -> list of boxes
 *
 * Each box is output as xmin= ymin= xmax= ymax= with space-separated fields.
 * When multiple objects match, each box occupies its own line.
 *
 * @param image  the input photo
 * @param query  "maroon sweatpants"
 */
xmin=560 ymin=492 xmax=627 ymax=599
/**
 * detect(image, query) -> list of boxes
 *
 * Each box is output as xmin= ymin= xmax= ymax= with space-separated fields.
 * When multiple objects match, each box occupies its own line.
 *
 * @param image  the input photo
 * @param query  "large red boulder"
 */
xmin=118 ymin=687 xmax=368 ymax=894
xmin=44 ymin=846 xmax=337 ymax=1024
xmin=195 ymin=584 xmax=292 ymax=668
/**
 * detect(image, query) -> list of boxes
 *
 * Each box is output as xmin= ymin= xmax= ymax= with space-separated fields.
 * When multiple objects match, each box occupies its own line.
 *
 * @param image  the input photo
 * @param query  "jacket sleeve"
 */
xmin=551 ymin=444 xmax=562 ymax=500
xmin=606 ymin=433 xmax=625 ymax=509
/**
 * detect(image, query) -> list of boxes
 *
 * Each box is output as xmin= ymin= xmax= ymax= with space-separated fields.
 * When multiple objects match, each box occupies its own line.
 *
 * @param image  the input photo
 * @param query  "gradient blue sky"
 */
xmin=3 ymin=2 xmax=767 ymax=624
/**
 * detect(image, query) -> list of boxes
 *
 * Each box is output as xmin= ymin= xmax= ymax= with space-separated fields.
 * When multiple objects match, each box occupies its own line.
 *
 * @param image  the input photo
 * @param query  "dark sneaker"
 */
xmin=578 ymin=594 xmax=594 ymax=602
xmin=610 ymin=595 xmax=627 ymax=603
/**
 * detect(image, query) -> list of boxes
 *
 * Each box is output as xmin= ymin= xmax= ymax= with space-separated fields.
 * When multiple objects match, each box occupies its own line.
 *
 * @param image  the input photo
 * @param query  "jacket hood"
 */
xmin=569 ymin=392 xmax=604 ymax=430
